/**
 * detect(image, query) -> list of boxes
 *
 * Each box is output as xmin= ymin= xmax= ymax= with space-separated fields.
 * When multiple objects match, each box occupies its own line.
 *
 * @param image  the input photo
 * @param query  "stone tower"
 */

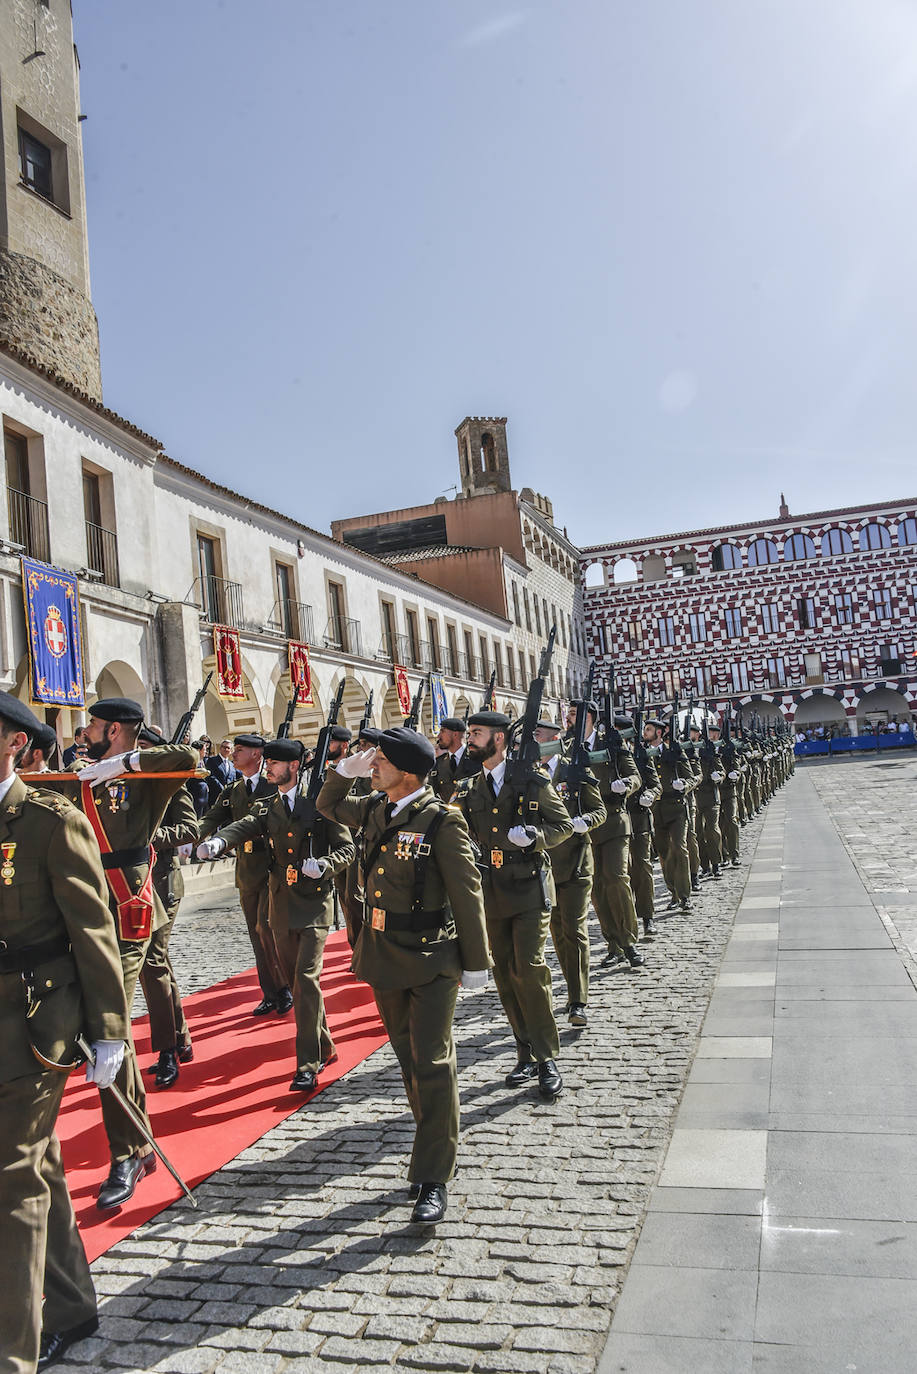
xmin=0 ymin=0 xmax=101 ymax=398
xmin=455 ymin=416 xmax=511 ymax=498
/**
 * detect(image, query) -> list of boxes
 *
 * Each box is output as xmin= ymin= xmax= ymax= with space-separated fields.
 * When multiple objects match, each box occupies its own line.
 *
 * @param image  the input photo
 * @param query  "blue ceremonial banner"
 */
xmin=21 ymin=557 xmax=85 ymax=707
xmin=430 ymin=673 xmax=448 ymax=733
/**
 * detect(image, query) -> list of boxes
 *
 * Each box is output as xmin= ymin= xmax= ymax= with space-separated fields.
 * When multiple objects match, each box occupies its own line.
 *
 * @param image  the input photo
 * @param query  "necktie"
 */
xmin=487 ymin=774 xmax=498 ymax=800
xmin=283 ymin=796 xmax=293 ymax=817
xmin=449 ymin=754 xmax=458 ymax=777
xmin=247 ymin=778 xmax=254 ymax=795
xmin=383 ymin=802 xmax=395 ymax=825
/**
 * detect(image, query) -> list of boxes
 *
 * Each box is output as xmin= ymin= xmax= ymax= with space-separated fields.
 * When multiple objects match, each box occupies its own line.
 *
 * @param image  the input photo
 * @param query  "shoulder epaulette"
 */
xmin=527 ymin=771 xmax=549 ymax=789
xmin=26 ymin=788 xmax=75 ymax=816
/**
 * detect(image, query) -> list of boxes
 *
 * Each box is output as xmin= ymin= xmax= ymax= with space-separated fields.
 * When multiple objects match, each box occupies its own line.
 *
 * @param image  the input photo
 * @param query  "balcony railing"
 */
xmin=324 ymin=615 xmax=362 ymax=657
xmin=7 ymin=486 xmax=50 ymax=562
xmin=85 ymin=520 xmax=120 ymax=588
xmin=188 ymin=574 xmax=244 ymax=628
xmin=267 ymin=599 xmax=314 ymax=643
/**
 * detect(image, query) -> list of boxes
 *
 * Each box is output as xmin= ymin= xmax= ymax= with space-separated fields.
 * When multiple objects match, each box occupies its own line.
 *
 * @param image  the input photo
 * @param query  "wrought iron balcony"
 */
xmin=6 ymin=486 xmax=50 ymax=562
xmin=267 ymin=599 xmax=315 ymax=643
xmin=324 ymin=615 xmax=362 ymax=657
xmin=85 ymin=520 xmax=120 ymax=588
xmin=188 ymin=574 xmax=244 ymax=628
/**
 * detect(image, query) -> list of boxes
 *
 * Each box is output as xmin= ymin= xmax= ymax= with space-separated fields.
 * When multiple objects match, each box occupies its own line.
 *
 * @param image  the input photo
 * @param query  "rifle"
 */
xmin=699 ymin=699 xmax=717 ymax=761
xmin=405 ymin=675 xmax=427 ymax=731
xmin=277 ymin=681 xmax=301 ymax=739
xmin=171 ymin=671 xmax=213 ymax=745
xmin=662 ymin=693 xmax=684 ymax=763
xmin=298 ymin=679 xmax=346 ymax=825
xmin=504 ymin=627 xmax=556 ymax=910
xmin=562 ymin=659 xmax=596 ymax=810
xmin=483 ymin=669 xmax=497 ymax=710
xmin=359 ymin=690 xmax=374 ymax=736
xmin=633 ymin=681 xmax=656 ymax=771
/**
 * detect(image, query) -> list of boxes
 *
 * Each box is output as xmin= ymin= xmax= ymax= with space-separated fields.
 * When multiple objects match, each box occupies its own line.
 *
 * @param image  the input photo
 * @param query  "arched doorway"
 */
xmin=381 ymin=685 xmax=405 ymax=729
xmin=199 ymin=651 xmax=265 ymax=741
xmin=857 ymin=685 xmax=911 ymax=731
xmin=270 ymin=675 xmax=326 ymax=746
xmin=793 ymin=693 xmax=847 ymax=735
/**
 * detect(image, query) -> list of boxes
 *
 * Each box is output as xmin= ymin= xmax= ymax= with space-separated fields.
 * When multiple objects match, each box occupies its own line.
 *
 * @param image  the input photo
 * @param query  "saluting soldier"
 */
xmin=318 ymin=727 xmax=490 ymax=1225
xmin=56 ymin=698 xmax=198 ymax=1210
xmin=453 ymin=710 xmax=573 ymax=1099
xmin=198 ymin=738 xmax=354 ymax=1093
xmin=430 ymin=716 xmax=481 ymax=803
xmin=197 ymin=733 xmax=292 ymax=1018
xmin=0 ymin=692 xmax=130 ymax=1373
xmin=534 ymin=720 xmax=606 ymax=1028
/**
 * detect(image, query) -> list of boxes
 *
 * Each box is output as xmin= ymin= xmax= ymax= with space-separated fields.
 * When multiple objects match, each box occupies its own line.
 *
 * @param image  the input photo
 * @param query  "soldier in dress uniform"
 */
xmin=331 ymin=725 xmax=373 ymax=949
xmin=17 ymin=720 xmax=58 ymax=773
xmin=453 ymin=711 xmax=573 ymax=1099
xmin=651 ymin=716 xmax=698 ymax=913
xmin=430 ymin=716 xmax=481 ymax=802
xmin=0 ymin=692 xmax=130 ymax=1373
xmin=55 ymin=698 xmax=198 ymax=1209
xmin=197 ymin=738 xmax=354 ymax=1093
xmin=692 ymin=721 xmax=725 ymax=881
xmin=318 ymin=727 xmax=490 ymax=1225
xmin=627 ymin=726 xmax=663 ymax=939
xmin=714 ymin=720 xmax=744 ymax=868
xmin=197 ymin=734 xmax=292 ymax=1017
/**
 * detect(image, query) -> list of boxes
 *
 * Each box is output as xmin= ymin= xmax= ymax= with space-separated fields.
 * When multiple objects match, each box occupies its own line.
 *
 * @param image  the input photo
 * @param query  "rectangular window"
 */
xmin=730 ymin=662 xmax=750 ymax=692
xmin=493 ymin=640 xmax=504 ymax=686
xmin=18 ymin=127 xmax=53 ymax=200
xmin=724 ymin=607 xmax=743 ymax=638
xmin=878 ymin=643 xmax=903 ymax=674
xmin=695 ymin=664 xmax=714 ymax=696
xmin=523 ymin=588 xmax=532 ymax=632
xmin=529 ymin=652 xmax=537 ymax=680
xmin=804 ymin=652 xmax=823 ymax=683
xmin=511 ymin=583 xmax=521 ymax=626
xmin=761 ymin=603 xmax=779 ymax=634
xmin=463 ymin=629 xmax=474 ymax=678
xmin=658 ymin=616 xmax=675 ymax=647
xmin=797 ymin=597 xmax=815 ymax=629
xmin=689 ymin=612 xmax=707 ymax=643
xmin=274 ymin=561 xmax=299 ymax=638
xmin=627 ymin=619 xmax=643 ymax=649
xmin=426 ymin=615 xmax=440 ymax=669
xmin=405 ymin=608 xmax=420 ymax=666
xmin=595 ymin=623 xmax=607 ymax=655
xmin=533 ymin=597 xmax=542 ymax=635
xmin=446 ymin=623 xmax=458 ymax=675
xmin=559 ymin=615 xmax=567 ymax=648
xmin=839 ymin=648 xmax=861 ymax=679
xmin=834 ymin=592 xmax=854 ymax=625
xmin=873 ymin=587 xmax=893 ymax=620
xmin=663 ymin=668 xmax=680 ymax=698
xmin=767 ymin=657 xmax=786 ymax=688
xmin=382 ymin=600 xmax=397 ymax=658
xmin=479 ymin=634 xmax=489 ymax=682
xmin=197 ymin=534 xmax=221 ymax=621
xmin=506 ymin=645 xmax=515 ymax=689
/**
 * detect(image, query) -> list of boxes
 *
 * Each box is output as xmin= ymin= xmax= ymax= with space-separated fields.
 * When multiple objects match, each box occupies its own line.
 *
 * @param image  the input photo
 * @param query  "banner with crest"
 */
xmin=430 ymin=673 xmax=448 ymax=732
xmin=288 ymin=641 xmax=314 ymax=705
xmin=21 ymin=557 xmax=85 ymax=707
xmin=213 ymin=625 xmax=245 ymax=698
xmin=393 ymin=664 xmax=411 ymax=716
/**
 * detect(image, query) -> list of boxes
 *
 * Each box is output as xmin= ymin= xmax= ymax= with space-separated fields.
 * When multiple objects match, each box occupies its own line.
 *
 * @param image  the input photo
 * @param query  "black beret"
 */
xmin=358 ymin=726 xmax=383 ymax=744
xmin=138 ymin=725 xmax=165 ymax=746
xmin=377 ymin=727 xmax=436 ymax=777
xmin=439 ymin=717 xmax=466 ymax=733
xmin=0 ymin=692 xmax=42 ymax=741
xmin=467 ymin=711 xmax=511 ymax=730
xmin=645 ymin=717 xmax=667 ymax=731
xmin=536 ymin=718 xmax=561 ymax=732
xmin=570 ymin=699 xmax=600 ymax=715
xmin=89 ymin=697 xmax=144 ymax=724
xmin=614 ymin=713 xmax=634 ymax=730
xmin=234 ymin=733 xmax=265 ymax=749
xmin=263 ymin=738 xmax=304 ymax=762
xmin=330 ymin=725 xmax=352 ymax=742
xmin=31 ymin=722 xmax=59 ymax=756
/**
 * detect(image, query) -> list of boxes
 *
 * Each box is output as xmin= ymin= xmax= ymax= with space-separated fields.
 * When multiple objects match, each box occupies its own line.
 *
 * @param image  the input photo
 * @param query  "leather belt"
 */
xmin=478 ymin=850 xmax=533 ymax=866
xmin=0 ymin=934 xmax=71 ymax=974
xmin=101 ymin=847 xmax=150 ymax=870
xmin=364 ymin=906 xmax=448 ymax=933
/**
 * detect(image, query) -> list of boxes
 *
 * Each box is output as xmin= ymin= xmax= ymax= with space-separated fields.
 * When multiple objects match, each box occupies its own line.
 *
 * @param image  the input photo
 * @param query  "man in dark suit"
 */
xmin=205 ymin=738 xmax=238 ymax=804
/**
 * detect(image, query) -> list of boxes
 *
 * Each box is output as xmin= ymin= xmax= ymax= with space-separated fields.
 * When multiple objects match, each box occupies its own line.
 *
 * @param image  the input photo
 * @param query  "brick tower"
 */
xmin=455 ymin=416 xmax=512 ymax=498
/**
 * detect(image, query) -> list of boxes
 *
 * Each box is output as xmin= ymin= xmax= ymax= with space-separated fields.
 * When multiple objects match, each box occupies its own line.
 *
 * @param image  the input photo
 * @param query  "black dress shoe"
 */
xmin=504 ymin=1059 xmax=538 ymax=1088
xmin=731 ymin=858 xmax=741 ymax=868
xmin=154 ymin=1049 xmax=179 ymax=1088
xmin=691 ymin=877 xmax=701 ymax=892
xmin=96 ymin=1153 xmax=154 ymax=1211
xmin=252 ymin=997 xmax=277 ymax=1016
xmin=680 ymin=898 xmax=692 ymax=913
xmin=600 ymin=948 xmax=622 ymax=967
xmin=711 ymin=865 xmax=721 ymax=880
xmin=568 ymin=1003 xmax=588 ymax=1027
xmin=699 ymin=867 xmax=710 ymax=878
xmin=177 ymin=1043 xmax=194 ymax=1063
xmin=38 ymin=1315 xmax=99 ymax=1368
xmin=276 ymin=986 xmax=294 ymax=1015
xmin=411 ymin=1182 xmax=447 ymax=1224
xmin=643 ymin=916 xmax=656 ymax=937
xmin=289 ymin=1068 xmax=317 ymax=1092
xmin=624 ymin=945 xmax=645 ymax=968
xmin=537 ymin=1060 xmax=563 ymax=1099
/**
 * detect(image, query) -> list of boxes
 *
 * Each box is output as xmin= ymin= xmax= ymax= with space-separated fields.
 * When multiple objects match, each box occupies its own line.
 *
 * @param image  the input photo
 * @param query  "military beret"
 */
xmin=358 ymin=726 xmax=383 ymax=744
xmin=614 ymin=713 xmax=634 ymax=730
xmin=467 ymin=711 xmax=512 ymax=730
xmin=234 ymin=733 xmax=266 ymax=749
xmin=536 ymin=718 xmax=561 ymax=732
xmin=138 ymin=725 xmax=165 ymax=746
xmin=570 ymin=699 xmax=600 ymax=715
xmin=89 ymin=697 xmax=144 ymax=724
xmin=330 ymin=725 xmax=352 ymax=743
xmin=645 ymin=717 xmax=667 ymax=731
xmin=32 ymin=722 xmax=59 ymax=756
xmin=0 ymin=692 xmax=44 ymax=740
xmin=377 ymin=727 xmax=436 ymax=777
xmin=263 ymin=738 xmax=304 ymax=762
xmin=439 ymin=717 xmax=467 ymax=733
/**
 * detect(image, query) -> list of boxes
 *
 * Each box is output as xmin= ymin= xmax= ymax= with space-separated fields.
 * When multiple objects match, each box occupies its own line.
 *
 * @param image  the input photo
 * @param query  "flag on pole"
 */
xmin=393 ymin=665 xmax=411 ymax=716
xmin=430 ymin=674 xmax=448 ymax=732
xmin=21 ymin=557 xmax=85 ymax=707
xmin=214 ymin=625 xmax=245 ymax=698
xmin=288 ymin=642 xmax=314 ymax=704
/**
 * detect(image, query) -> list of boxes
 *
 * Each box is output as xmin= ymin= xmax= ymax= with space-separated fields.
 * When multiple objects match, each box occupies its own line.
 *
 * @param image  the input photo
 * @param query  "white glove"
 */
xmin=461 ymin=970 xmax=489 ymax=990
xmin=75 ymin=752 xmax=132 ymax=786
xmin=711 ymin=771 xmax=724 ymax=783
xmin=335 ymin=748 xmax=376 ymax=779
xmin=639 ymin=791 xmax=655 ymax=808
xmin=610 ymin=779 xmax=628 ymax=795
xmin=301 ymin=856 xmax=328 ymax=879
xmin=728 ymin=770 xmax=740 ymax=781
xmin=85 ymin=1039 xmax=125 ymax=1089
xmin=507 ymin=825 xmax=535 ymax=848
xmin=672 ymin=778 xmax=686 ymax=792
xmin=570 ymin=815 xmax=590 ymax=834
xmin=177 ymin=844 xmax=193 ymax=859
xmin=196 ymin=837 xmax=226 ymax=860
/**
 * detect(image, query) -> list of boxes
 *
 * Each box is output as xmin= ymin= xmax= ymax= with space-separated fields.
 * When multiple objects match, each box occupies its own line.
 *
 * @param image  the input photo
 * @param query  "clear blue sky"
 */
xmin=75 ymin=0 xmax=917 ymax=547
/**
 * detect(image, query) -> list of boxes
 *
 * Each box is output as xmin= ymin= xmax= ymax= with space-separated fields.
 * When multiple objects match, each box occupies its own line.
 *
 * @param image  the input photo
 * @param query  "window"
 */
xmin=543 ymin=597 xmax=550 ymax=633
xmin=463 ymin=629 xmax=475 ymax=677
xmin=689 ymin=613 xmax=707 ymax=643
xmin=82 ymin=467 xmax=120 ymax=589
xmin=658 ymin=616 xmax=675 ymax=647
xmin=761 ymin=603 xmax=779 ymax=634
xmin=897 ymin=518 xmax=917 ymax=546
xmin=695 ymin=665 xmax=714 ymax=696
xmin=275 ymin=561 xmax=302 ymax=638
xmin=730 ymin=662 xmax=750 ymax=692
xmin=878 ymin=643 xmax=903 ymax=673
xmin=529 ymin=652 xmax=537 ymax=680
xmin=797 ymin=597 xmax=815 ymax=629
xmin=18 ymin=127 xmax=53 ymax=201
xmin=506 ymin=646 xmax=515 ymax=689
xmin=4 ymin=428 xmax=49 ymax=561
xmin=382 ymin=601 xmax=397 ymax=658
xmin=446 ymin=623 xmax=459 ymax=675
xmin=822 ymin=528 xmax=853 ymax=556
xmin=663 ymin=668 xmax=680 ymax=698
xmin=559 ymin=615 xmax=567 ymax=648
xmin=479 ymin=634 xmax=489 ymax=681
xmin=595 ymin=623 xmax=607 ymax=655
xmin=834 ymin=592 xmax=854 ymax=625
xmin=784 ymin=533 xmax=816 ymax=560
xmin=426 ymin=615 xmax=440 ymax=669
xmin=197 ymin=534 xmax=221 ymax=621
xmin=767 ymin=657 xmax=786 ymax=688
xmin=724 ymin=607 xmax=743 ymax=638
xmin=533 ymin=596 xmax=542 ymax=635
xmin=860 ymin=523 xmax=891 ymax=551
xmin=511 ymin=583 xmax=521 ymax=626
xmin=671 ymin=553 xmax=697 ymax=579
xmin=873 ymin=587 xmax=893 ymax=620
xmin=804 ymin=652 xmax=823 ymax=683
xmin=712 ymin=543 xmax=742 ymax=571
xmin=405 ymin=608 xmax=420 ymax=666
xmin=839 ymin=648 xmax=861 ymax=680
xmin=523 ymin=588 xmax=532 ymax=632
xmin=627 ymin=620 xmax=643 ymax=649
xmin=747 ymin=538 xmax=779 ymax=566
xmin=493 ymin=640 xmax=504 ymax=686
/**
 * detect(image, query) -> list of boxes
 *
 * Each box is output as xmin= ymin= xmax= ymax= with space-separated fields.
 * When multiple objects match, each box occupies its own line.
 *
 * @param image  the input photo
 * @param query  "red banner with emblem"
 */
xmin=288 ymin=641 xmax=314 ymax=705
xmin=393 ymin=664 xmax=411 ymax=716
xmin=213 ymin=625 xmax=245 ymax=699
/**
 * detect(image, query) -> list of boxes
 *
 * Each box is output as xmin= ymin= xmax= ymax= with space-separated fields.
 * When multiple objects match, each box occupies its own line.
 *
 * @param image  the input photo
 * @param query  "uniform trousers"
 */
xmin=591 ymin=835 xmax=639 ymax=952
xmin=549 ymin=874 xmax=591 ymax=1006
xmin=373 ymin=975 xmax=459 ymax=1183
xmin=628 ymin=827 xmax=656 ymax=922
xmin=334 ymin=865 xmax=364 ymax=950
xmin=719 ymin=788 xmax=740 ymax=862
xmin=271 ymin=915 xmax=334 ymax=1073
xmin=139 ymin=897 xmax=188 ymax=1053
xmin=686 ymin=797 xmax=700 ymax=878
xmin=696 ymin=802 xmax=723 ymax=869
xmin=239 ymin=885 xmax=284 ymax=999
xmin=653 ymin=806 xmax=692 ymax=902
xmin=486 ymin=909 xmax=560 ymax=1063
xmin=749 ymin=770 xmax=762 ymax=812
xmin=101 ymin=938 xmax=154 ymax=1163
xmin=0 ymin=1071 xmax=96 ymax=1374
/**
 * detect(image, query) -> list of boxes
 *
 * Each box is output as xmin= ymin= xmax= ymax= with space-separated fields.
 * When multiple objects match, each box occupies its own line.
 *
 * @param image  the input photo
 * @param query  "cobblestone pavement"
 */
xmin=61 ymin=811 xmax=777 ymax=1374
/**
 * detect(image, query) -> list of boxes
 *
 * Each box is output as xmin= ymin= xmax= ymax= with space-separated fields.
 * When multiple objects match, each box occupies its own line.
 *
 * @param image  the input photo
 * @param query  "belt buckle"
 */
xmin=286 ymin=865 xmax=298 ymax=885
xmin=490 ymin=849 xmax=503 ymax=869
xmin=243 ymin=840 xmax=253 ymax=853
xmin=371 ymin=907 xmax=386 ymax=931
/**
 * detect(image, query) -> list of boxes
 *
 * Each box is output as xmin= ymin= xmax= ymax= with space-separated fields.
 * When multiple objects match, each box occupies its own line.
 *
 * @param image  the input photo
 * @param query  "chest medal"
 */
xmin=1 ymin=842 xmax=16 ymax=885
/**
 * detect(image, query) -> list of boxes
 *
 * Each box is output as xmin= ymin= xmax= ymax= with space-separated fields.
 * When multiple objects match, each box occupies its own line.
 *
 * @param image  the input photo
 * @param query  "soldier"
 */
xmin=430 ymin=716 xmax=481 ymax=802
xmin=137 ymin=727 xmax=199 ymax=1089
xmin=0 ymin=692 xmax=130 ymax=1372
xmin=197 ymin=733 xmax=292 ymax=1018
xmin=693 ymin=720 xmax=725 ymax=881
xmin=628 ymin=722 xmax=663 ymax=938
xmin=17 ymin=720 xmax=58 ymax=773
xmin=197 ymin=738 xmax=354 ymax=1093
xmin=59 ymin=698 xmax=198 ymax=1209
xmin=453 ymin=710 xmax=573 ymax=1099
xmin=333 ymin=724 xmax=377 ymax=950
xmin=318 ymin=727 xmax=490 ymax=1225
xmin=534 ymin=719 xmax=606 ymax=1027
xmin=716 ymin=720 xmax=744 ymax=867
xmin=652 ymin=715 xmax=697 ymax=913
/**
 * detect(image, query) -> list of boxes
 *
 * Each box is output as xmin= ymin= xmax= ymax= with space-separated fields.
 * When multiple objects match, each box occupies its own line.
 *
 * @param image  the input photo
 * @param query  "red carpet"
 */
xmin=58 ymin=929 xmax=387 ymax=1262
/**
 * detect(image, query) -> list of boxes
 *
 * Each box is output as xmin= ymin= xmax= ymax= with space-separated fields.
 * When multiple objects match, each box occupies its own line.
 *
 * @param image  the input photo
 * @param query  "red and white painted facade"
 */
xmin=580 ymin=498 xmax=917 ymax=733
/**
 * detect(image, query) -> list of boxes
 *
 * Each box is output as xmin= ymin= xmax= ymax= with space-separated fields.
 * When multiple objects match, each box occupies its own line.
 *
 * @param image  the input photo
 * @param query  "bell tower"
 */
xmin=455 ymin=416 xmax=511 ymax=498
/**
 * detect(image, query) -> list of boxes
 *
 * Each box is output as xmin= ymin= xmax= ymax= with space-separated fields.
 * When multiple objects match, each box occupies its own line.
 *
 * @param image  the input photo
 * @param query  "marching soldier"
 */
xmin=0 ymin=692 xmax=130 ymax=1372
xmin=197 ymin=734 xmax=292 ymax=1018
xmin=198 ymin=738 xmax=354 ymax=1093
xmin=453 ymin=710 xmax=573 ymax=1099
xmin=652 ymin=715 xmax=698 ymax=913
xmin=318 ymin=728 xmax=490 ymax=1225
xmin=628 ymin=726 xmax=663 ymax=938
xmin=430 ymin=716 xmax=481 ymax=802
xmin=713 ymin=720 xmax=743 ymax=868
xmin=693 ymin=721 xmax=725 ymax=880
xmin=334 ymin=724 xmax=377 ymax=949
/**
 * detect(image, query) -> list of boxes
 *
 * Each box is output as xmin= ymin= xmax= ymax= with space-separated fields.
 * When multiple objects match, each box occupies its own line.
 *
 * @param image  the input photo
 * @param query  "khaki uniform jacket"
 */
xmin=198 ymin=774 xmax=277 ymax=892
xmin=653 ymin=753 xmax=699 ymax=821
xmin=696 ymin=745 xmax=723 ymax=805
xmin=152 ymin=786 xmax=199 ymax=909
xmin=545 ymin=757 xmax=606 ymax=885
xmin=627 ymin=750 xmax=663 ymax=835
xmin=587 ymin=743 xmax=642 ymax=844
xmin=718 ymin=746 xmax=746 ymax=795
xmin=0 ymin=776 xmax=130 ymax=1082
xmin=453 ymin=766 xmax=574 ymax=919
xmin=430 ymin=748 xmax=481 ymax=804
xmin=216 ymin=792 xmax=355 ymax=930
xmin=318 ymin=768 xmax=490 ymax=990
